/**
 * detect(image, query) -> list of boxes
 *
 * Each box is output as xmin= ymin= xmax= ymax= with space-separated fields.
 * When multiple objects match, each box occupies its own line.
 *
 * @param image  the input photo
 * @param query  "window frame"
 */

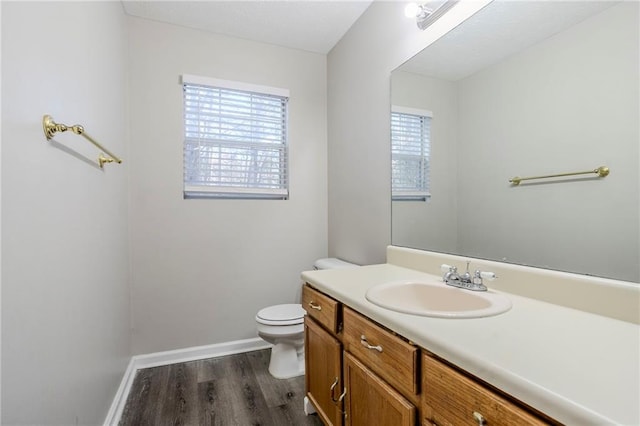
xmin=391 ymin=106 xmax=432 ymax=202
xmin=182 ymin=74 xmax=290 ymax=200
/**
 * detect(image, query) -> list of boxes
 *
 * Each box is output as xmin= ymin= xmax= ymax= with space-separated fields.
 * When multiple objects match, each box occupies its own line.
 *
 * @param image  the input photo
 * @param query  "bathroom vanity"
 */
xmin=301 ymin=247 xmax=640 ymax=426
xmin=303 ymin=285 xmax=550 ymax=425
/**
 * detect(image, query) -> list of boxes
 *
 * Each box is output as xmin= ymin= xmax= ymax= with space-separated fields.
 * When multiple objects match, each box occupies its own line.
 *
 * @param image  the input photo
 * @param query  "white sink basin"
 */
xmin=365 ymin=280 xmax=512 ymax=318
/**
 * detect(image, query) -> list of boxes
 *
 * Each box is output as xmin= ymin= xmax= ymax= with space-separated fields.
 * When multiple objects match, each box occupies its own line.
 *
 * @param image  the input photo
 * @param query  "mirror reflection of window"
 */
xmin=391 ymin=106 xmax=432 ymax=201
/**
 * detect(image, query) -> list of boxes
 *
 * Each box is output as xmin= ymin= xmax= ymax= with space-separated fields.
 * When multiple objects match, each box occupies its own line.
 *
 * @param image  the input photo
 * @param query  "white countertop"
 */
xmin=302 ymin=263 xmax=640 ymax=425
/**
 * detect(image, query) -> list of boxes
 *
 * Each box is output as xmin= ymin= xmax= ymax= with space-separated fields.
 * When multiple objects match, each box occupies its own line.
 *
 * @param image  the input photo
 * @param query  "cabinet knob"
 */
xmin=473 ymin=411 xmax=486 ymax=425
xmin=360 ymin=335 xmax=383 ymax=352
xmin=308 ymin=301 xmax=322 ymax=311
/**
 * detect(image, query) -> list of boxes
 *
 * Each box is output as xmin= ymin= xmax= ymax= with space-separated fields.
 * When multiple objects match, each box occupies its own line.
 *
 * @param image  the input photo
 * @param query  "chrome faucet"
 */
xmin=441 ymin=262 xmax=495 ymax=292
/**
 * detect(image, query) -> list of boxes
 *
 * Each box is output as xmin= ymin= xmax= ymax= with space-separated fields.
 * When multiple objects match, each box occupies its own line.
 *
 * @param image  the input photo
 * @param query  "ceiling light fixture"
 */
xmin=405 ymin=0 xmax=460 ymax=30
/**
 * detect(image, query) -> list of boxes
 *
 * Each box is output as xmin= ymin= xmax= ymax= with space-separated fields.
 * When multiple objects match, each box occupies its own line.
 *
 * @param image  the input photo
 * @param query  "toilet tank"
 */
xmin=313 ymin=258 xmax=358 ymax=270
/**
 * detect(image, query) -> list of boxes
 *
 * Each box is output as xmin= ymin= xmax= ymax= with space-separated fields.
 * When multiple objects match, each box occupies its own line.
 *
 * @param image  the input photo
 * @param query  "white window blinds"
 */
xmin=391 ymin=107 xmax=432 ymax=201
xmin=182 ymin=75 xmax=289 ymax=199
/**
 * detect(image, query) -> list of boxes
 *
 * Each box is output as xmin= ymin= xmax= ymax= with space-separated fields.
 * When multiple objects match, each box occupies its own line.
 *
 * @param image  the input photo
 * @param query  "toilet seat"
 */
xmin=256 ymin=304 xmax=305 ymax=326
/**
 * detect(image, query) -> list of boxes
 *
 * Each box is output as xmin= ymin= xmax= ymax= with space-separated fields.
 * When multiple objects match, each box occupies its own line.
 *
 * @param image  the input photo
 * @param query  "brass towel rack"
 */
xmin=42 ymin=115 xmax=122 ymax=168
xmin=509 ymin=166 xmax=609 ymax=186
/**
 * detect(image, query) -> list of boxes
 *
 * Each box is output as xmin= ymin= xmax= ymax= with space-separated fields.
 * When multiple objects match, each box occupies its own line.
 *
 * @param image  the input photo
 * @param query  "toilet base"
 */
xmin=268 ymin=342 xmax=305 ymax=379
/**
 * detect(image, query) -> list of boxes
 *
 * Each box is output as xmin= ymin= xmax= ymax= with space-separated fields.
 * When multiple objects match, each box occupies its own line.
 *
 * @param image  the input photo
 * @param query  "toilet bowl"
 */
xmin=256 ymin=304 xmax=306 ymax=379
xmin=256 ymin=258 xmax=358 ymax=379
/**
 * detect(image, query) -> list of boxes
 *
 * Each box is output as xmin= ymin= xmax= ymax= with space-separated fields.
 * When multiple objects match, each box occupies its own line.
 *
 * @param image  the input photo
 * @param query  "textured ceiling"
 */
xmin=399 ymin=1 xmax=618 ymax=81
xmin=122 ymin=0 xmax=373 ymax=54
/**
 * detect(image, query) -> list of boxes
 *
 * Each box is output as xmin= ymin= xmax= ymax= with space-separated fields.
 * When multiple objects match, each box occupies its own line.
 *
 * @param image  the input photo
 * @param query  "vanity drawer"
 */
xmin=422 ymin=354 xmax=549 ymax=426
xmin=302 ymin=284 xmax=340 ymax=335
xmin=342 ymin=306 xmax=419 ymax=396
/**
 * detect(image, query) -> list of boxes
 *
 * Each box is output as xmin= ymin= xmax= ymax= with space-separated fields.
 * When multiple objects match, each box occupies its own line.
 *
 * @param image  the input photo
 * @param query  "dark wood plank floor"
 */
xmin=119 ymin=349 xmax=324 ymax=426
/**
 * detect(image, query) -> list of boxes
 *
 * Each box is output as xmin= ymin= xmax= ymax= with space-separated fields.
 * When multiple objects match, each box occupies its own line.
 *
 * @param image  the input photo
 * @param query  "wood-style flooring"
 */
xmin=119 ymin=349 xmax=323 ymax=426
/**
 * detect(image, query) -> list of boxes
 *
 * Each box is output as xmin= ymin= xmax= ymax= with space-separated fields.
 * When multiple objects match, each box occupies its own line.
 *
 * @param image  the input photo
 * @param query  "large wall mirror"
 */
xmin=391 ymin=1 xmax=639 ymax=283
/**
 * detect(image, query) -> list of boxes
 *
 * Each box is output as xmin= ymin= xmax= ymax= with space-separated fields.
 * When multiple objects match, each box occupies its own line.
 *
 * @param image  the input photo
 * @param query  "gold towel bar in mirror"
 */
xmin=42 ymin=115 xmax=123 ymax=168
xmin=509 ymin=166 xmax=609 ymax=186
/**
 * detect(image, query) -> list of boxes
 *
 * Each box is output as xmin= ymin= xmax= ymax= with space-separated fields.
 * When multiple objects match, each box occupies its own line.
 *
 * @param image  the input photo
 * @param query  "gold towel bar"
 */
xmin=42 ymin=115 xmax=122 ymax=168
xmin=509 ymin=166 xmax=609 ymax=186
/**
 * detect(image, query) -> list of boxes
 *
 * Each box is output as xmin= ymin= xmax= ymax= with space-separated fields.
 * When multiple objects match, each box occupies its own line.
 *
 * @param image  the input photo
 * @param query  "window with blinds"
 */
xmin=182 ymin=74 xmax=289 ymax=199
xmin=391 ymin=107 xmax=432 ymax=201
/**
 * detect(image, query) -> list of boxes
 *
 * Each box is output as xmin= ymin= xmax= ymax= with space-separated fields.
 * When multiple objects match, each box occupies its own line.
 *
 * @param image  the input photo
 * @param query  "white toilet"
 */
xmin=255 ymin=257 xmax=358 ymax=379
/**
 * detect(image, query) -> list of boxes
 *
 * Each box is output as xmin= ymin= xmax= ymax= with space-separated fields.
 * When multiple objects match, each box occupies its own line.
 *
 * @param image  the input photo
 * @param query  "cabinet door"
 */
xmin=343 ymin=352 xmax=416 ymax=426
xmin=305 ymin=317 xmax=343 ymax=426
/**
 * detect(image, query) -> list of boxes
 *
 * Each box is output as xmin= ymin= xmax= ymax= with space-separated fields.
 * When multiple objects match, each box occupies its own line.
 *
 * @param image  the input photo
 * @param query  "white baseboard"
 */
xmin=103 ymin=357 xmax=137 ymax=426
xmin=103 ymin=337 xmax=271 ymax=426
xmin=132 ymin=337 xmax=272 ymax=369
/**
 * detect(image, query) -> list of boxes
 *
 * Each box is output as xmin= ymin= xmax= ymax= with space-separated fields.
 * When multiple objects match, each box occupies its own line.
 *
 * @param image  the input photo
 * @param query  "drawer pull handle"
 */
xmin=330 ymin=377 xmax=339 ymax=402
xmin=308 ymin=301 xmax=322 ymax=311
xmin=360 ymin=335 xmax=383 ymax=352
xmin=473 ymin=411 xmax=486 ymax=426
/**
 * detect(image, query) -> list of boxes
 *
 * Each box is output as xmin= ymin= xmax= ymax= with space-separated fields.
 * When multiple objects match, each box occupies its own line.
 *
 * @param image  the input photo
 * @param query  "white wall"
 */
xmin=457 ymin=2 xmax=639 ymax=282
xmin=327 ymin=1 xmax=488 ymax=265
xmin=127 ymin=17 xmax=328 ymax=354
xmin=1 ymin=2 xmax=130 ymax=424
xmin=391 ymin=71 xmax=459 ymax=253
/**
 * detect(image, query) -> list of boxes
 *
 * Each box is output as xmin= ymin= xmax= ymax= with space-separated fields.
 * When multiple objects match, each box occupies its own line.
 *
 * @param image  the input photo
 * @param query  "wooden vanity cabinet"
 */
xmin=422 ymin=353 xmax=550 ymax=426
xmin=303 ymin=283 xmax=555 ymax=426
xmin=303 ymin=285 xmax=344 ymax=426
xmin=304 ymin=285 xmax=417 ymax=426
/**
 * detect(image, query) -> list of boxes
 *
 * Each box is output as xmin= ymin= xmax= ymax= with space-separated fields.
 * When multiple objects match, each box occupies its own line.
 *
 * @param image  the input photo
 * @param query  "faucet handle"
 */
xmin=480 ymin=271 xmax=497 ymax=281
xmin=440 ymin=263 xmax=458 ymax=272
